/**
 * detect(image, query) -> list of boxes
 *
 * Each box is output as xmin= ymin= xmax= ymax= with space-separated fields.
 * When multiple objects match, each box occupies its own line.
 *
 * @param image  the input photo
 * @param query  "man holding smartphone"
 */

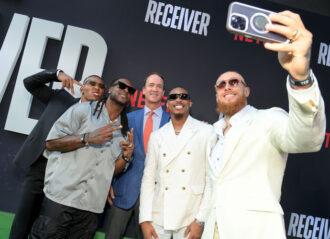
xmin=200 ymin=10 xmax=326 ymax=239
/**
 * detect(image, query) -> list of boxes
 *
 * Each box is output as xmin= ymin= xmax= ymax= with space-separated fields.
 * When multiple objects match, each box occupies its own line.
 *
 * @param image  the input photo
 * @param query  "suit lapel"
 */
xmin=217 ymin=106 xmax=258 ymax=177
xmin=162 ymin=116 xmax=197 ymax=166
xmin=136 ymin=109 xmax=146 ymax=156
xmin=160 ymin=109 xmax=170 ymax=127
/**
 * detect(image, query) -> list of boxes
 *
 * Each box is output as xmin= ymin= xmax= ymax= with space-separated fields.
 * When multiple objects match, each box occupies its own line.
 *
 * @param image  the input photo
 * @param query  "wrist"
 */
xmin=80 ymin=133 xmax=89 ymax=146
xmin=194 ymin=218 xmax=204 ymax=228
xmin=122 ymin=153 xmax=130 ymax=163
xmin=289 ymin=70 xmax=313 ymax=87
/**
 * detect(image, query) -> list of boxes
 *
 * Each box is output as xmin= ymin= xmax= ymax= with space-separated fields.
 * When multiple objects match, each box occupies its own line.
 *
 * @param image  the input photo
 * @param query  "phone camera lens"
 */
xmin=231 ymin=15 xmax=245 ymax=30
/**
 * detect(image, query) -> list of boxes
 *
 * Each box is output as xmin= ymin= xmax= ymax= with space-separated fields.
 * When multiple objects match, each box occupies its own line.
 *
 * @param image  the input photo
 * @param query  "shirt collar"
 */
xmin=144 ymin=105 xmax=162 ymax=117
xmin=213 ymin=105 xmax=251 ymax=135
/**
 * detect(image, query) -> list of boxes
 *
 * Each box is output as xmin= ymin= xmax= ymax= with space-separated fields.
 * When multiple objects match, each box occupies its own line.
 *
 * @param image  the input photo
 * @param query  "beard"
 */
xmin=216 ymin=95 xmax=247 ymax=116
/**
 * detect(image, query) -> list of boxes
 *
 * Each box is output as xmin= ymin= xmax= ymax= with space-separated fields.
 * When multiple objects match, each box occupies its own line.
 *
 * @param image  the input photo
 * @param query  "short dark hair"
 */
xmin=143 ymin=72 xmax=165 ymax=90
xmin=83 ymin=75 xmax=103 ymax=85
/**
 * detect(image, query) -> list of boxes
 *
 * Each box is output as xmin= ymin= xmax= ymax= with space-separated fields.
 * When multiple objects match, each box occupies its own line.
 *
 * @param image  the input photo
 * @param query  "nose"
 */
xmin=224 ymin=81 xmax=232 ymax=90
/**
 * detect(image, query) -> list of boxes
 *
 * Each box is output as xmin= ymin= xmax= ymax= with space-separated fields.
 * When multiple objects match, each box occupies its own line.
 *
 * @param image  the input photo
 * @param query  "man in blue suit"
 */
xmin=105 ymin=72 xmax=170 ymax=239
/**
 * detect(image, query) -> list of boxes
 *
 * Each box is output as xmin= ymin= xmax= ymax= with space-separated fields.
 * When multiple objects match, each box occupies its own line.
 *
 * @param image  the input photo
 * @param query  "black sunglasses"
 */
xmin=168 ymin=93 xmax=190 ymax=101
xmin=114 ymin=81 xmax=136 ymax=95
xmin=215 ymin=79 xmax=246 ymax=89
xmin=86 ymin=80 xmax=106 ymax=89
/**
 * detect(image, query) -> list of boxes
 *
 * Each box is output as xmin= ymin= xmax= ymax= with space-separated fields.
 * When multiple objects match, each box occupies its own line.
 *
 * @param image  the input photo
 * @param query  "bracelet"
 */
xmin=194 ymin=218 xmax=205 ymax=228
xmin=122 ymin=154 xmax=130 ymax=163
xmin=119 ymin=152 xmax=130 ymax=163
xmin=289 ymin=72 xmax=313 ymax=86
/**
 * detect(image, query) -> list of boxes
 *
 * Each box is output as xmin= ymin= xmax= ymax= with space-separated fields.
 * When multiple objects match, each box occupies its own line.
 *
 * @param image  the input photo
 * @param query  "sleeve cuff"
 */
xmin=286 ymin=70 xmax=320 ymax=106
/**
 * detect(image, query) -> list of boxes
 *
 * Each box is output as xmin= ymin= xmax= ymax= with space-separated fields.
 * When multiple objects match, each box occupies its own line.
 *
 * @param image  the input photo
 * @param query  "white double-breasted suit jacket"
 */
xmin=139 ymin=116 xmax=217 ymax=230
xmin=200 ymin=77 xmax=326 ymax=239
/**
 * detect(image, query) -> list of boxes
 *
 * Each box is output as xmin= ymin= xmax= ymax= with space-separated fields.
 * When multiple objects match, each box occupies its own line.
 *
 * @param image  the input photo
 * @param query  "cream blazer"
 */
xmin=139 ymin=116 xmax=217 ymax=230
xmin=201 ymin=78 xmax=326 ymax=239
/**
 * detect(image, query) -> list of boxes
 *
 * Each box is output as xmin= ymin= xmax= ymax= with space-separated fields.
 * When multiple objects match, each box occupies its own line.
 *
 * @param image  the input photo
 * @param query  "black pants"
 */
xmin=30 ymin=197 xmax=99 ymax=239
xmin=104 ymin=198 xmax=143 ymax=239
xmin=9 ymin=155 xmax=47 ymax=239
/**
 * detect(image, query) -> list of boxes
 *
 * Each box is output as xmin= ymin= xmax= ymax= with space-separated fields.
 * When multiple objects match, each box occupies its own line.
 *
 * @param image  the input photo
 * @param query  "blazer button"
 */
xmin=166 ymin=169 xmax=169 ymax=173
xmin=181 ymin=169 xmax=185 ymax=172
xmin=182 ymin=187 xmax=186 ymax=190
xmin=165 ymin=186 xmax=168 ymax=190
xmin=187 ymin=151 xmax=191 ymax=155
xmin=155 ymin=181 xmax=157 ymax=184
xmin=163 ymin=153 xmax=166 ymax=157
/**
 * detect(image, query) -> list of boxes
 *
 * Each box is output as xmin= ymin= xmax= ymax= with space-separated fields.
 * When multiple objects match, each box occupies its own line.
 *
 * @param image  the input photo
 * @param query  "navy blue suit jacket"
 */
xmin=112 ymin=108 xmax=170 ymax=209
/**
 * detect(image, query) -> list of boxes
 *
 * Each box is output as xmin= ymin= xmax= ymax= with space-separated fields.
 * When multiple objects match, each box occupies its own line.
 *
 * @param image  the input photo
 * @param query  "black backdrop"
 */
xmin=0 ymin=0 xmax=329 ymax=238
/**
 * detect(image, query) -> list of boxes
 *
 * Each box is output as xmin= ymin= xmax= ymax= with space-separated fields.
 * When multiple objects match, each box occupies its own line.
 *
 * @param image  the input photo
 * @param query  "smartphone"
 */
xmin=226 ymin=2 xmax=289 ymax=43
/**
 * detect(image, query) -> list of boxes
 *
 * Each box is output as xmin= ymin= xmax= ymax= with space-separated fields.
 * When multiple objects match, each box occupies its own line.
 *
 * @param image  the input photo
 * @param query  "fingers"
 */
xmin=128 ymin=128 xmax=134 ymax=144
xmin=107 ymin=194 xmax=113 ymax=205
xmin=110 ymin=186 xmax=115 ymax=199
xmin=73 ymin=79 xmax=83 ymax=87
xmin=184 ymin=226 xmax=190 ymax=237
xmin=151 ymin=227 xmax=159 ymax=239
xmin=89 ymin=122 xmax=123 ymax=144
xmin=105 ymin=120 xmax=118 ymax=129
xmin=109 ymin=125 xmax=123 ymax=133
xmin=58 ymin=72 xmax=75 ymax=94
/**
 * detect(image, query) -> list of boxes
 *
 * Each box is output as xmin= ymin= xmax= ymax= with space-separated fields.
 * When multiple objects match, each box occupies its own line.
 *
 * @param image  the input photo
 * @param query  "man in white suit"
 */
xmin=200 ymin=11 xmax=326 ymax=239
xmin=139 ymin=87 xmax=217 ymax=239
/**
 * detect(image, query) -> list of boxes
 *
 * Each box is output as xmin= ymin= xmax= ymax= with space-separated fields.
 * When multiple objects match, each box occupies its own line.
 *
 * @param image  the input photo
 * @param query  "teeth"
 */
xmin=224 ymin=94 xmax=234 ymax=98
xmin=175 ymin=105 xmax=183 ymax=109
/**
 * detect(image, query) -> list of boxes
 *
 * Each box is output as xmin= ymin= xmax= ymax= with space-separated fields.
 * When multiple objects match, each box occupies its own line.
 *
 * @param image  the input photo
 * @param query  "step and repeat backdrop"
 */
xmin=0 ymin=0 xmax=329 ymax=237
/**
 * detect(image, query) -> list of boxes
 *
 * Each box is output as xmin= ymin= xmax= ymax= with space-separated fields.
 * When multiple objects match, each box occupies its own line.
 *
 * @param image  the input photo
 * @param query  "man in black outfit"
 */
xmin=9 ymin=69 xmax=105 ymax=239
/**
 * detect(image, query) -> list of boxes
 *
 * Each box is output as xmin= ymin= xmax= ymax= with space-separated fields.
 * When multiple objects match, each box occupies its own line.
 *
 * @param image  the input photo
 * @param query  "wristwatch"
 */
xmin=194 ymin=218 xmax=205 ymax=228
xmin=80 ymin=133 xmax=89 ymax=146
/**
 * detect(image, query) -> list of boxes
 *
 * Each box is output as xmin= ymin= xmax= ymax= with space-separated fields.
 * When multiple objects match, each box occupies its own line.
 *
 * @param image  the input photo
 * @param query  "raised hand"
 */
xmin=120 ymin=128 xmax=134 ymax=160
xmin=58 ymin=71 xmax=83 ymax=94
xmin=86 ymin=120 xmax=122 ymax=144
xmin=264 ymin=11 xmax=312 ymax=81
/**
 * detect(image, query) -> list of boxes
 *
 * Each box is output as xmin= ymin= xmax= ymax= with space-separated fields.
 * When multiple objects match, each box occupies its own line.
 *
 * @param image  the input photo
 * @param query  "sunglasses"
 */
xmin=86 ymin=80 xmax=106 ymax=89
xmin=215 ymin=79 xmax=246 ymax=90
xmin=168 ymin=93 xmax=190 ymax=101
xmin=115 ymin=81 xmax=136 ymax=95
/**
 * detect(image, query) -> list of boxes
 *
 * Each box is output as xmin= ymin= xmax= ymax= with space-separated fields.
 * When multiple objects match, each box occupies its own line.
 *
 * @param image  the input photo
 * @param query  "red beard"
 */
xmin=216 ymin=95 xmax=247 ymax=116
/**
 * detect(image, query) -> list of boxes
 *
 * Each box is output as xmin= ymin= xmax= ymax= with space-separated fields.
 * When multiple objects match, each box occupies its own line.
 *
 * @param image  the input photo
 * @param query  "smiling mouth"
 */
xmin=224 ymin=94 xmax=235 ymax=98
xmin=118 ymin=93 xmax=128 ymax=98
xmin=175 ymin=105 xmax=183 ymax=109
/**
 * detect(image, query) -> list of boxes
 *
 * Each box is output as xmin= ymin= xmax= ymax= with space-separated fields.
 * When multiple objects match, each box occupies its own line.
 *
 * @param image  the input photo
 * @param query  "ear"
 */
xmin=80 ymin=85 xmax=84 ymax=95
xmin=189 ymin=101 xmax=192 ymax=107
xmin=142 ymin=87 xmax=146 ymax=95
xmin=215 ymin=92 xmax=219 ymax=103
xmin=244 ymin=86 xmax=250 ymax=98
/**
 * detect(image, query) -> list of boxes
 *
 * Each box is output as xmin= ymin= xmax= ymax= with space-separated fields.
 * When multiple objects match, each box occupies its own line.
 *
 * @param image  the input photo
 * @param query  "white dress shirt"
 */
xmin=211 ymin=105 xmax=251 ymax=174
